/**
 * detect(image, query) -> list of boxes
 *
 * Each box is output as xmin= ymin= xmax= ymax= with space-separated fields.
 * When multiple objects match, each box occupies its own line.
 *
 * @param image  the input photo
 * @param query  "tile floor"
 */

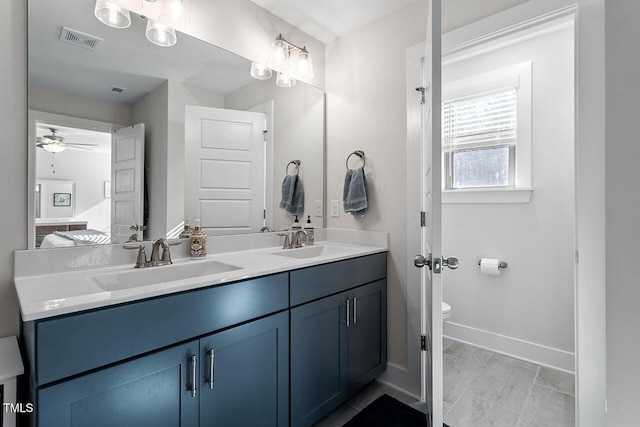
xmin=443 ymin=338 xmax=575 ymax=427
xmin=314 ymin=339 xmax=575 ymax=427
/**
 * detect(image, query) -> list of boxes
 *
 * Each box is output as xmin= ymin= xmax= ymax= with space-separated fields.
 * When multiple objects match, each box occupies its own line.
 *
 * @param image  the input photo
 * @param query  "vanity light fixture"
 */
xmin=250 ymin=62 xmax=273 ymax=80
xmin=94 ymin=0 xmax=132 ymax=29
xmin=269 ymin=34 xmax=314 ymax=81
xmin=276 ymin=72 xmax=296 ymax=88
xmin=95 ymin=0 xmax=188 ymax=48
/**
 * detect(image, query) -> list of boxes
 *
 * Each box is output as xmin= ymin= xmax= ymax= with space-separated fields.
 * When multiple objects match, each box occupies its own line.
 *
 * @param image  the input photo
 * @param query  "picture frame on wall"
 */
xmin=53 ymin=192 xmax=71 ymax=207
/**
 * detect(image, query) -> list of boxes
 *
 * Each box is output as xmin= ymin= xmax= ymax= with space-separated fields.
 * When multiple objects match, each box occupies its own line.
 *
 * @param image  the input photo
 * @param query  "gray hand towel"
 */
xmin=343 ymin=168 xmax=368 ymax=216
xmin=279 ymin=174 xmax=305 ymax=216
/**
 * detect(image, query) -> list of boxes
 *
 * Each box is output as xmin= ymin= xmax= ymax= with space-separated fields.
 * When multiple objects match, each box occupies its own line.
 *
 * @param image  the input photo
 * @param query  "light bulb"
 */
xmin=250 ymin=62 xmax=273 ymax=80
xmin=44 ymin=143 xmax=66 ymax=153
xmin=160 ymin=0 xmax=190 ymax=29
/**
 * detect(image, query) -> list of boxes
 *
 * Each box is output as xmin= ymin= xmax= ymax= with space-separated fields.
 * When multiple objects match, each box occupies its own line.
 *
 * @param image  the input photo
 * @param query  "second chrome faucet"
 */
xmin=277 ymin=230 xmax=308 ymax=249
xmin=124 ymin=238 xmax=182 ymax=268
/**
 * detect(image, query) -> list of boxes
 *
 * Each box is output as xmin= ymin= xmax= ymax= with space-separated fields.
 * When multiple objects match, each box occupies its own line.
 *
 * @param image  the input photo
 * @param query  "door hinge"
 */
xmin=420 ymin=211 xmax=426 ymax=227
xmin=421 ymin=335 xmax=426 ymax=351
xmin=415 ymin=86 xmax=426 ymax=105
xmin=263 ymin=209 xmax=266 ymax=220
xmin=575 ymin=250 xmax=579 ymax=264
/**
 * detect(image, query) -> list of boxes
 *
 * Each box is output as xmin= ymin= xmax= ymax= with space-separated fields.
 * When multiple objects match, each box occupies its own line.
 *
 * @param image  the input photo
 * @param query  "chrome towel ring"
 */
xmin=286 ymin=160 xmax=301 ymax=175
xmin=346 ymin=150 xmax=365 ymax=169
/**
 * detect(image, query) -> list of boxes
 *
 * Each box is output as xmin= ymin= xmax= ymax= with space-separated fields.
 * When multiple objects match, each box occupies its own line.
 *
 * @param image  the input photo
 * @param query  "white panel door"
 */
xmin=111 ymin=123 xmax=145 ymax=243
xmin=417 ymin=1 xmax=443 ymax=425
xmin=184 ymin=106 xmax=266 ymax=235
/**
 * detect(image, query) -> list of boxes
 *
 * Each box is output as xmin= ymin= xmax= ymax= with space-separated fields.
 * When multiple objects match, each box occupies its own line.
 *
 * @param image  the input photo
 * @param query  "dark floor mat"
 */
xmin=343 ymin=394 xmax=448 ymax=427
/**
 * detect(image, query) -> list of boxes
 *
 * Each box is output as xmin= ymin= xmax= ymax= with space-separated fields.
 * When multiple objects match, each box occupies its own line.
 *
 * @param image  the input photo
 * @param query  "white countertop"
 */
xmin=15 ymin=233 xmax=388 ymax=321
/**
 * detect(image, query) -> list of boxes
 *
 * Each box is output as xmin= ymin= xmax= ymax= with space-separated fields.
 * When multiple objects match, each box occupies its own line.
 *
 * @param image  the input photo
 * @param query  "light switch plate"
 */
xmin=330 ymin=200 xmax=340 ymax=217
xmin=314 ymin=200 xmax=323 ymax=217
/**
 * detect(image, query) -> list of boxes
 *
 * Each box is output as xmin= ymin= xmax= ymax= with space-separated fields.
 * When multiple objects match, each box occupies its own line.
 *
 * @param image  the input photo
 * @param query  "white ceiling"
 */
xmin=29 ymin=0 xmax=253 ymax=105
xmin=249 ymin=0 xmax=417 ymax=43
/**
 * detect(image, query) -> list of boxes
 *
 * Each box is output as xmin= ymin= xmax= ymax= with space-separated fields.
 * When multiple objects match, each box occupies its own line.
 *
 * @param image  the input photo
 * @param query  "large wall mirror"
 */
xmin=27 ymin=0 xmax=325 ymax=249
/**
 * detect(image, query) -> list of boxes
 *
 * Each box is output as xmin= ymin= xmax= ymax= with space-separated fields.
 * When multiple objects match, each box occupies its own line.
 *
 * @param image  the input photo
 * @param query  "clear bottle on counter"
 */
xmin=190 ymin=219 xmax=207 ymax=259
xmin=304 ymin=215 xmax=314 ymax=245
xmin=179 ymin=219 xmax=192 ymax=239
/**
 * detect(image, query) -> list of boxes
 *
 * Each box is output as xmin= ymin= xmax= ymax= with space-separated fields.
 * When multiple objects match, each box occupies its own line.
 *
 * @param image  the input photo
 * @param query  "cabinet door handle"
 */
xmin=189 ymin=354 xmax=197 ymax=398
xmin=207 ymin=348 xmax=215 ymax=390
xmin=346 ymin=299 xmax=350 ymax=327
xmin=353 ymin=297 xmax=358 ymax=325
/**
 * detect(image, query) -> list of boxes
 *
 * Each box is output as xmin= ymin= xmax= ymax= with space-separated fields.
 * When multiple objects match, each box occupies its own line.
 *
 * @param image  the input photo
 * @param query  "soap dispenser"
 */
xmin=190 ymin=219 xmax=207 ymax=259
xmin=179 ymin=219 xmax=192 ymax=239
xmin=291 ymin=215 xmax=301 ymax=231
xmin=303 ymin=215 xmax=314 ymax=245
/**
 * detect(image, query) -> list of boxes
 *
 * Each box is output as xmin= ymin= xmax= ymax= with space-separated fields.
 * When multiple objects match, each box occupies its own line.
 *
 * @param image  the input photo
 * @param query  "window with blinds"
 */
xmin=442 ymin=88 xmax=518 ymax=189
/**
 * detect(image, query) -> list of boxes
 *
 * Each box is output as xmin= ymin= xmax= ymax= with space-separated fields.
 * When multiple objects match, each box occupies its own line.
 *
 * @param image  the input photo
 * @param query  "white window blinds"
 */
xmin=442 ymin=88 xmax=517 ymax=151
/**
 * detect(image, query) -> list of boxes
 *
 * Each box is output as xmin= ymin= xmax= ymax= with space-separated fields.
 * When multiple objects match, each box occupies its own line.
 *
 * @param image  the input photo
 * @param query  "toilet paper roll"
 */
xmin=480 ymin=258 xmax=501 ymax=276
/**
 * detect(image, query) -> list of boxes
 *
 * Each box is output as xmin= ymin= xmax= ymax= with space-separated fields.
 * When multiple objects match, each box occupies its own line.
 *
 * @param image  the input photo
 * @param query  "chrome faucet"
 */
xmin=291 ymin=230 xmax=308 ymax=248
xmin=277 ymin=233 xmax=291 ymax=249
xmin=124 ymin=238 xmax=181 ymax=268
xmin=150 ymin=238 xmax=171 ymax=266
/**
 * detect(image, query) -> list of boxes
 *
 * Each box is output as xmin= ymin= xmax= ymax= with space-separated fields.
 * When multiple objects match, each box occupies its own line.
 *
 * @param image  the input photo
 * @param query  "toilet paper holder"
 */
xmin=477 ymin=259 xmax=508 ymax=269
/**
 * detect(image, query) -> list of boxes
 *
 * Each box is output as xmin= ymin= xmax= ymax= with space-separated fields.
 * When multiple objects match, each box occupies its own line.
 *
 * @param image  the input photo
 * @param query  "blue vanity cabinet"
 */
xmin=199 ymin=311 xmax=289 ymax=427
xmin=38 ymin=340 xmax=199 ymax=427
xmin=25 ymin=273 xmax=290 ymax=427
xmin=290 ymin=292 xmax=349 ymax=427
xmin=290 ymin=253 xmax=387 ymax=427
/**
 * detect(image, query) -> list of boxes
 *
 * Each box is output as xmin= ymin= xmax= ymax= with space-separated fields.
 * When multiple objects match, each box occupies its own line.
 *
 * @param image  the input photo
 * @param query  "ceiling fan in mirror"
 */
xmin=36 ymin=128 xmax=98 ymax=153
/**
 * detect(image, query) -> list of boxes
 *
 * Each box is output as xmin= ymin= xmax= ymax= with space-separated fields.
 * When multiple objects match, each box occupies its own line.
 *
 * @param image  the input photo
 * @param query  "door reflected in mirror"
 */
xmin=27 ymin=0 xmax=325 ymax=249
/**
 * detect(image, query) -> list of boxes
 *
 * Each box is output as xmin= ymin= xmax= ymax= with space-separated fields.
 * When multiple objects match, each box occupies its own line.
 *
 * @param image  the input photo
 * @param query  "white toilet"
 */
xmin=442 ymin=301 xmax=451 ymax=321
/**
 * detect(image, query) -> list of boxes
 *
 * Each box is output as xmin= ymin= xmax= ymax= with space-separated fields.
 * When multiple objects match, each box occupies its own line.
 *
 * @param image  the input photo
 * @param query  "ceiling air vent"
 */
xmin=110 ymin=86 xmax=126 ymax=94
xmin=59 ymin=27 xmax=104 ymax=51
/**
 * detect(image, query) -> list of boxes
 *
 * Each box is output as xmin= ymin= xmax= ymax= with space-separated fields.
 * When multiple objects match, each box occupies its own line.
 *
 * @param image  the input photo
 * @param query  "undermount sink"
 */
xmin=92 ymin=260 xmax=243 ymax=292
xmin=272 ymin=244 xmax=351 ymax=259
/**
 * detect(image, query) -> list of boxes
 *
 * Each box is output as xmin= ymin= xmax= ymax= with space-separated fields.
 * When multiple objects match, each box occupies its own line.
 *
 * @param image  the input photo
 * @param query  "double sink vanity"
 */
xmin=14 ymin=229 xmax=388 ymax=427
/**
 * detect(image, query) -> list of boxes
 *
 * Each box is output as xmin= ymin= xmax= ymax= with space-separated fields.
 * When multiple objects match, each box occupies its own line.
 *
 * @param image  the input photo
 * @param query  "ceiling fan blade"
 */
xmin=67 ymin=146 xmax=95 ymax=151
xmin=64 ymin=143 xmax=99 ymax=147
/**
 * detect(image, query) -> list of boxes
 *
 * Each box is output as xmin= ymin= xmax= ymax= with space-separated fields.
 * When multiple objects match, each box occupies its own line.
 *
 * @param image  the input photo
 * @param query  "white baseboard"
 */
xmin=443 ymin=321 xmax=575 ymax=373
xmin=377 ymin=362 xmax=421 ymax=398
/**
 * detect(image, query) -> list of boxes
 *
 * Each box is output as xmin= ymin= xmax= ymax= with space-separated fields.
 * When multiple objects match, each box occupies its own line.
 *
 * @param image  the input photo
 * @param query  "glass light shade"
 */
xmin=271 ymin=38 xmax=289 ymax=66
xmin=296 ymin=49 xmax=314 ymax=80
xmin=250 ymin=62 xmax=273 ymax=80
xmin=159 ymin=0 xmax=191 ymax=30
xmin=276 ymin=72 xmax=296 ymax=88
xmin=94 ymin=0 xmax=131 ymax=29
xmin=146 ymin=19 xmax=177 ymax=47
xmin=43 ymin=143 xmax=66 ymax=153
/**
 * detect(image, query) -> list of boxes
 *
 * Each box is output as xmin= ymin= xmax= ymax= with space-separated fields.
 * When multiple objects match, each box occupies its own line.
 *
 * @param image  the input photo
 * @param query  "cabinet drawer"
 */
xmin=290 ymin=253 xmax=387 ymax=306
xmin=36 ymin=273 xmax=288 ymax=385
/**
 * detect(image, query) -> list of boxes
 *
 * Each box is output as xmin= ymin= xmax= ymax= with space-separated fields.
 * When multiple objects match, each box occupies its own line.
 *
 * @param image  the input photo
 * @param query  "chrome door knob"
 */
xmin=414 ymin=254 xmax=432 ymax=269
xmin=442 ymin=256 xmax=459 ymax=270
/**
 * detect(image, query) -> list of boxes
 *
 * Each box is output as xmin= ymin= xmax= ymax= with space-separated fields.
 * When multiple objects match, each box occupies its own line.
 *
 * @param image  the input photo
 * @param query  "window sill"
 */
xmin=442 ymin=188 xmax=532 ymax=204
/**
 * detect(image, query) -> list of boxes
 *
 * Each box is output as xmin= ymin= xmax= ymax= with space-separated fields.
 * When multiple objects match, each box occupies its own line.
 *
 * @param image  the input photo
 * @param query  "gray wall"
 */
xmin=29 ymin=85 xmax=132 ymax=127
xmin=325 ymin=0 xmax=429 ymax=369
xmin=225 ymin=78 xmax=325 ymax=232
xmin=0 ymin=0 xmax=27 ymax=337
xmin=132 ymin=82 xmax=170 ymax=240
xmin=606 ymin=0 xmax=640 ymax=423
xmin=442 ymin=27 xmax=575 ymax=352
